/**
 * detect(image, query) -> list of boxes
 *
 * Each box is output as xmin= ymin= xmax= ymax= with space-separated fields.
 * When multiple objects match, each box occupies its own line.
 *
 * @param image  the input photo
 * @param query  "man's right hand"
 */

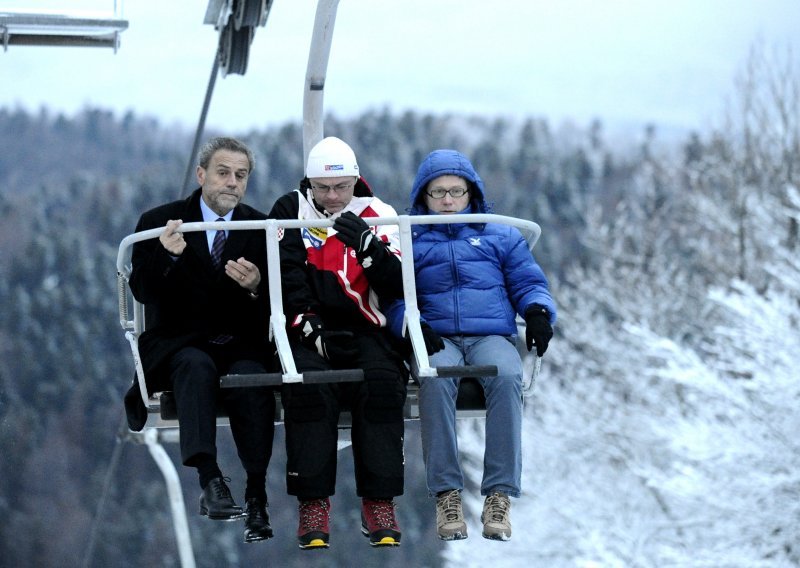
xmin=159 ymin=219 xmax=186 ymax=256
xmin=291 ymin=313 xmax=358 ymax=361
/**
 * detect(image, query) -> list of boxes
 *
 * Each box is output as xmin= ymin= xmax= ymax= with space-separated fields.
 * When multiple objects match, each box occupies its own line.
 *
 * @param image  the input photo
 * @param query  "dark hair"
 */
xmin=197 ymin=137 xmax=255 ymax=173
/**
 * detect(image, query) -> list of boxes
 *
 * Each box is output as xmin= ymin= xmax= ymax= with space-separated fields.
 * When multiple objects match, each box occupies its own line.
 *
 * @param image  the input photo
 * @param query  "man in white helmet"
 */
xmin=268 ymin=137 xmax=406 ymax=550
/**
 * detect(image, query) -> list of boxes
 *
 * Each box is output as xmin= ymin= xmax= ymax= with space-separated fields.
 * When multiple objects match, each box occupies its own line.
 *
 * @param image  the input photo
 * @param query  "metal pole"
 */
xmin=144 ymin=429 xmax=196 ymax=568
xmin=302 ymin=0 xmax=340 ymax=166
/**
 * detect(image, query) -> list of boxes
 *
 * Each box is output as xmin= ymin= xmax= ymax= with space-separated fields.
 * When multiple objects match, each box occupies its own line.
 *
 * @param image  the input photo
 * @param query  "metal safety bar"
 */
xmin=117 ymin=214 xmax=541 ymax=412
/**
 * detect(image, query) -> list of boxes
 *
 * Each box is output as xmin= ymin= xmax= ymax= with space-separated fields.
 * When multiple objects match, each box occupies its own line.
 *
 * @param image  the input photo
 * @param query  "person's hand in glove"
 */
xmin=524 ymin=304 xmax=553 ymax=357
xmin=333 ymin=211 xmax=374 ymax=255
xmin=420 ymin=321 xmax=445 ymax=355
xmin=291 ymin=313 xmax=358 ymax=361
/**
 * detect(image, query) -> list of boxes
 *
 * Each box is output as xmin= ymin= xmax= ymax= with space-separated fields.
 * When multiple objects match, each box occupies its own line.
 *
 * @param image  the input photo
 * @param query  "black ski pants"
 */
xmin=283 ymin=332 xmax=407 ymax=499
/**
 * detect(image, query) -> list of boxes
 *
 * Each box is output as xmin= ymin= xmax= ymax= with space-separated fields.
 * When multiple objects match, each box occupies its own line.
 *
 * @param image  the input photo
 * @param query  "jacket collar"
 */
xmin=415 ymin=203 xmax=474 ymax=236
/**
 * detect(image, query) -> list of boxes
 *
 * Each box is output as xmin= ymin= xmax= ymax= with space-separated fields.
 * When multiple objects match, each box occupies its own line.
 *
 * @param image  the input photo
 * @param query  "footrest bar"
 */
xmin=301 ymin=369 xmax=365 ymax=384
xmin=435 ymin=365 xmax=498 ymax=378
xmin=220 ymin=373 xmax=285 ymax=388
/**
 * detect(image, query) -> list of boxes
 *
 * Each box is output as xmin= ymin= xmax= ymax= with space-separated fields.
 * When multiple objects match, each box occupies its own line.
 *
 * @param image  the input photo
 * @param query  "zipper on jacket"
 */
xmin=448 ymin=236 xmax=462 ymax=335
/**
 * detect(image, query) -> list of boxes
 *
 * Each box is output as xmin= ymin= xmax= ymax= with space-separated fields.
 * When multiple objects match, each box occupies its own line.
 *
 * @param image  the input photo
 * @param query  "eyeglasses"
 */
xmin=425 ymin=186 xmax=469 ymax=199
xmin=310 ymin=181 xmax=355 ymax=193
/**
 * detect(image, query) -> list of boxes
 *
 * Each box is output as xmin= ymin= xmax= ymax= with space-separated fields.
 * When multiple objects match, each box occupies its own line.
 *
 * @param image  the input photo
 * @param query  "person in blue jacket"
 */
xmin=386 ymin=149 xmax=556 ymax=542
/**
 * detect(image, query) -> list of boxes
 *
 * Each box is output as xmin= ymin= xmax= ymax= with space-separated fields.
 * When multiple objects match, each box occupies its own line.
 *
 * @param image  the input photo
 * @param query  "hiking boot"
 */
xmin=481 ymin=492 xmax=512 ymax=541
xmin=243 ymin=497 xmax=273 ymax=543
xmin=360 ymin=498 xmax=401 ymax=547
xmin=297 ymin=498 xmax=331 ymax=550
xmin=435 ymin=490 xmax=467 ymax=540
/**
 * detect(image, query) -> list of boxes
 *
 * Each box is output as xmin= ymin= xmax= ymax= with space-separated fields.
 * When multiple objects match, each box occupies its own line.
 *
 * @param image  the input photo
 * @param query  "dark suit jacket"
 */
xmin=124 ymin=188 xmax=270 ymax=430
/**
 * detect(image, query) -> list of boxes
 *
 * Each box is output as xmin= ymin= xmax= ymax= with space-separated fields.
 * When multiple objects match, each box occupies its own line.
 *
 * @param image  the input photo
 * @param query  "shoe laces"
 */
xmin=246 ymin=498 xmax=266 ymax=519
xmin=299 ymin=498 xmax=330 ymax=532
xmin=484 ymin=492 xmax=510 ymax=523
xmin=362 ymin=499 xmax=398 ymax=530
xmin=437 ymin=491 xmax=463 ymax=522
xmin=210 ymin=477 xmax=233 ymax=500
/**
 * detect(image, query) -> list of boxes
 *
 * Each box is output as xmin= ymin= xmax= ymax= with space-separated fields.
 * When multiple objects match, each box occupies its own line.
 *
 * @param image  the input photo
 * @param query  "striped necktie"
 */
xmin=210 ymin=218 xmax=226 ymax=269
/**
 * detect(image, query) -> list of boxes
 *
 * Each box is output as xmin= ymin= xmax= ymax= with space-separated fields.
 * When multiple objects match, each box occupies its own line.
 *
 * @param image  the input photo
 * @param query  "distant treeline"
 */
xmin=0 ymin=104 xmax=664 ymax=567
xmin=2 ymin=89 xmax=797 ymax=566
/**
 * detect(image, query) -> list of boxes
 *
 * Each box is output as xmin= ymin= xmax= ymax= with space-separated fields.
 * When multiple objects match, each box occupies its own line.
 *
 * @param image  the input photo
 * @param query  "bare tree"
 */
xmin=703 ymin=40 xmax=800 ymax=281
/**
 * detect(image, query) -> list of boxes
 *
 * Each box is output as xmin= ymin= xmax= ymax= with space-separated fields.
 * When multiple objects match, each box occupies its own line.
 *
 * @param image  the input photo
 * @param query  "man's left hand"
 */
xmin=420 ymin=322 xmax=445 ymax=355
xmin=225 ymin=257 xmax=260 ymax=292
xmin=524 ymin=305 xmax=553 ymax=357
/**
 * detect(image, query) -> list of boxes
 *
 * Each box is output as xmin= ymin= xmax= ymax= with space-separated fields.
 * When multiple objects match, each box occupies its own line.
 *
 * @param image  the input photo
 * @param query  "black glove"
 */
xmin=291 ymin=313 xmax=358 ymax=361
xmin=524 ymin=304 xmax=553 ymax=357
xmin=420 ymin=322 xmax=445 ymax=355
xmin=333 ymin=211 xmax=374 ymax=254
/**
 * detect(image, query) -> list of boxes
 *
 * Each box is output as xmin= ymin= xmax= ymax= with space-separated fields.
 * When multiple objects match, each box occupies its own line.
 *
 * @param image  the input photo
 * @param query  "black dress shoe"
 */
xmin=244 ymin=497 xmax=273 ymax=543
xmin=199 ymin=477 xmax=244 ymax=520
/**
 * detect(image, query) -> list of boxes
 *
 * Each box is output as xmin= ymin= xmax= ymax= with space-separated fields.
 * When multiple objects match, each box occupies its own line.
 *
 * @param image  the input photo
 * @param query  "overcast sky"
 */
xmin=1 ymin=0 xmax=798 ymax=136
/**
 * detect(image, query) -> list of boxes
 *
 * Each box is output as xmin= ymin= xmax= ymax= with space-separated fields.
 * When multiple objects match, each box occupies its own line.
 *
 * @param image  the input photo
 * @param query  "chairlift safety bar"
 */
xmin=116 ymin=214 xmax=541 ymax=400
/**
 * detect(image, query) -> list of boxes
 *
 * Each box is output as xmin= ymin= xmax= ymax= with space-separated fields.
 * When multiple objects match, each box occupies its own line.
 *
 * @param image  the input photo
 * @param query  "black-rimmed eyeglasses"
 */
xmin=425 ymin=187 xmax=469 ymax=199
xmin=310 ymin=181 xmax=355 ymax=193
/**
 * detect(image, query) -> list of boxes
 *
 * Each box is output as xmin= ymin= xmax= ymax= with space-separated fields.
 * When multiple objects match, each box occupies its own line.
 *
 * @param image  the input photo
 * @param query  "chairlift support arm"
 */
xmin=303 ymin=0 xmax=340 ymax=166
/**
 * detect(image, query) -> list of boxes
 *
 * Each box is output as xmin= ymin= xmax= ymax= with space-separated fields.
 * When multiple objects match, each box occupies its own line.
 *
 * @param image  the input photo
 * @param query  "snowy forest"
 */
xmin=1 ymin=43 xmax=798 ymax=567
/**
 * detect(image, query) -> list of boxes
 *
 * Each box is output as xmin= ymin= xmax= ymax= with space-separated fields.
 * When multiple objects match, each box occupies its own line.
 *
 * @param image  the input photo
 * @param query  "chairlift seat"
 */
xmin=118 ymin=216 xmax=540 ymax=431
xmin=410 ymin=365 xmax=498 ymax=419
xmin=456 ymin=377 xmax=487 ymax=411
xmin=0 ymin=11 xmax=128 ymax=51
xmin=154 ymin=377 xmax=489 ymax=424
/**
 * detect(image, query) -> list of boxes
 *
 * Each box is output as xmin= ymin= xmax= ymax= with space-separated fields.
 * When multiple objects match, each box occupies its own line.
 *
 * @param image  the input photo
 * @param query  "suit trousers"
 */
xmin=168 ymin=344 xmax=275 ymax=473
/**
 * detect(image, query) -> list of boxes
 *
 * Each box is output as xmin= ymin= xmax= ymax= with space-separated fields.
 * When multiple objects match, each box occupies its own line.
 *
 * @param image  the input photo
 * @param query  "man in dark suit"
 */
xmin=128 ymin=137 xmax=275 ymax=543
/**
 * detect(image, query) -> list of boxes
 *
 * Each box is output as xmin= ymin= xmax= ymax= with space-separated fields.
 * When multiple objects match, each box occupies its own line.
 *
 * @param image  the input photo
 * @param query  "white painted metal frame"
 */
xmin=116 ymin=214 xmax=541 ymax=566
xmin=302 ymin=0 xmax=340 ymax=165
xmin=115 ymin=0 xmax=544 ymax=562
xmin=0 ymin=8 xmax=128 ymax=51
xmin=116 ymin=214 xmax=541 ymax=417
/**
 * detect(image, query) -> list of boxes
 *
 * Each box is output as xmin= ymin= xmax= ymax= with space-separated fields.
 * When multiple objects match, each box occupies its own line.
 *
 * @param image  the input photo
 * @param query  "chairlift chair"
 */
xmin=116 ymin=214 xmax=541 ymax=567
xmin=117 ymin=214 xmax=541 ymax=430
xmin=114 ymin=2 xmax=543 ymax=566
xmin=0 ymin=6 xmax=128 ymax=52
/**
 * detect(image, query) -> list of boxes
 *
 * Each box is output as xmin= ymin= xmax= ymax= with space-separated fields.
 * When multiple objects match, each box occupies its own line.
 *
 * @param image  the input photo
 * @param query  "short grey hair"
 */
xmin=197 ymin=137 xmax=255 ymax=173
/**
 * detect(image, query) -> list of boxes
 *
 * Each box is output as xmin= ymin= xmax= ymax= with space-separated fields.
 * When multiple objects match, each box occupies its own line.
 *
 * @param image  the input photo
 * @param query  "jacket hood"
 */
xmin=409 ymin=149 xmax=489 ymax=215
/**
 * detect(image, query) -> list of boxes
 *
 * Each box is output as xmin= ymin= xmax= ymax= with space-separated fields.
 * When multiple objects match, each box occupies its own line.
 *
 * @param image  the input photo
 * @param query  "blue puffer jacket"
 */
xmin=386 ymin=149 xmax=556 ymax=339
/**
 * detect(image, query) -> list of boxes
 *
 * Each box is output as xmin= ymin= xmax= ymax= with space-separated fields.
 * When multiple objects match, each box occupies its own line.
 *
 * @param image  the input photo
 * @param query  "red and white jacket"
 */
xmin=268 ymin=177 xmax=402 ymax=330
